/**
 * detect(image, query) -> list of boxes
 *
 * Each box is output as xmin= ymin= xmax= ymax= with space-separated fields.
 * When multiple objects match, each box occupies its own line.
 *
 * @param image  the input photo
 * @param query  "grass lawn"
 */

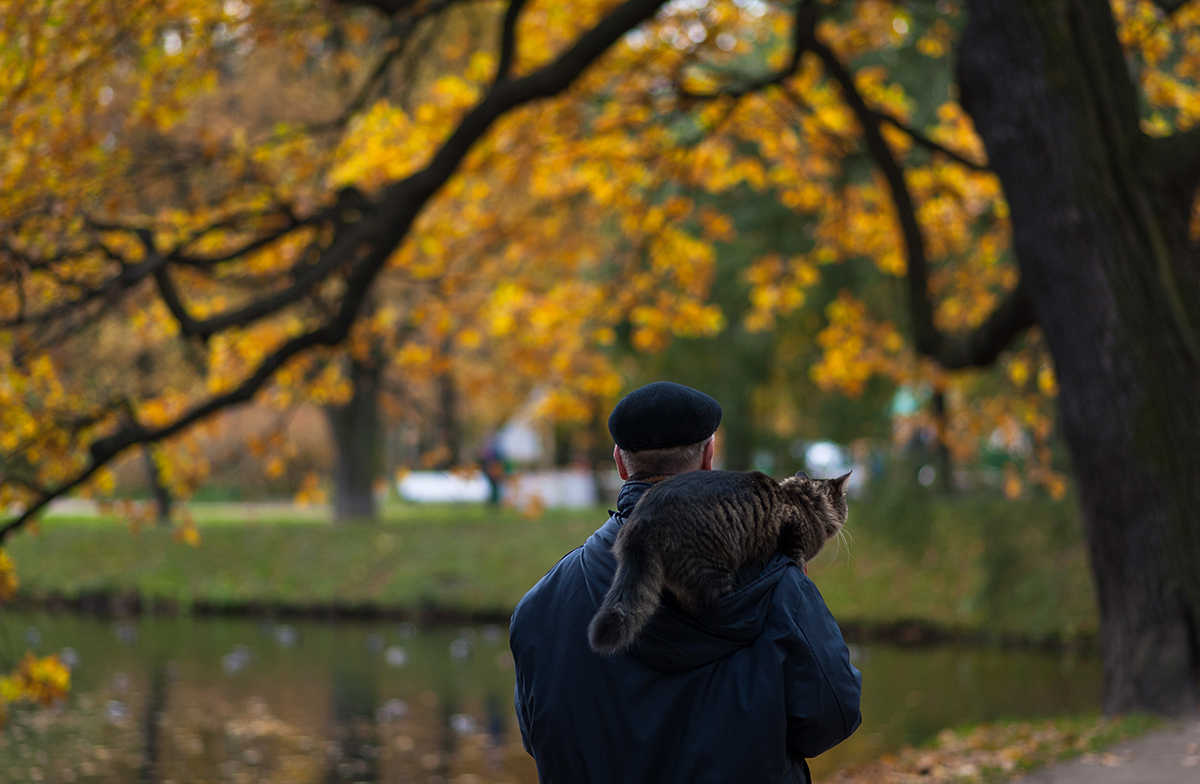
xmin=7 ymin=492 xmax=1098 ymax=639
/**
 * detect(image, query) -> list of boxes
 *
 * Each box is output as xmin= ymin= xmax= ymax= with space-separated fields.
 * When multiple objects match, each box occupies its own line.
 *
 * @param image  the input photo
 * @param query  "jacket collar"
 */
xmin=613 ymin=479 xmax=655 ymax=521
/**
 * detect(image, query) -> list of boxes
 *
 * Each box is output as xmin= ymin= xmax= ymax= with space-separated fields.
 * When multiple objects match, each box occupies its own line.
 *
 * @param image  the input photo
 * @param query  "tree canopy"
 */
xmin=0 ymin=0 xmax=1025 ymax=521
xmin=3 ymin=0 xmax=1200 ymax=715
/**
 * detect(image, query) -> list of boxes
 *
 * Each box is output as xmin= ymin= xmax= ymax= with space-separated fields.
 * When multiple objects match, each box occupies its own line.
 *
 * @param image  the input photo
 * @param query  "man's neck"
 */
xmin=626 ymin=473 xmax=673 ymax=482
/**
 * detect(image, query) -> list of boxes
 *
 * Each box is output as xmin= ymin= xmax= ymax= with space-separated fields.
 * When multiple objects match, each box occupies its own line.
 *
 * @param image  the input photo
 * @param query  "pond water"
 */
xmin=0 ymin=613 xmax=1101 ymax=783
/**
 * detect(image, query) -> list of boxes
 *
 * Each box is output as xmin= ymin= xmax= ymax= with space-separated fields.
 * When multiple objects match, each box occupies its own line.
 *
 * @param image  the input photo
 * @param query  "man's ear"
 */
xmin=700 ymin=436 xmax=715 ymax=471
xmin=614 ymin=444 xmax=629 ymax=480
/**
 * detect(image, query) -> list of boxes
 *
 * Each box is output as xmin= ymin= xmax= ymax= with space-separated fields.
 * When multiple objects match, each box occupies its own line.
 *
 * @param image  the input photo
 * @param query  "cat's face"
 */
xmin=782 ymin=470 xmax=851 ymax=543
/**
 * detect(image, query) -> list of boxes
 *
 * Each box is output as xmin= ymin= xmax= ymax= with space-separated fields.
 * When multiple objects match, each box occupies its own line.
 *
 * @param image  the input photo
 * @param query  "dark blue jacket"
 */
xmin=510 ymin=480 xmax=862 ymax=783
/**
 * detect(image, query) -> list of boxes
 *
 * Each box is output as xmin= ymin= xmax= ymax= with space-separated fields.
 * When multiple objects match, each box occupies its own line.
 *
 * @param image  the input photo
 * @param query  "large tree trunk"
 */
xmin=325 ymin=359 xmax=384 ymax=523
xmin=960 ymin=0 xmax=1200 ymax=715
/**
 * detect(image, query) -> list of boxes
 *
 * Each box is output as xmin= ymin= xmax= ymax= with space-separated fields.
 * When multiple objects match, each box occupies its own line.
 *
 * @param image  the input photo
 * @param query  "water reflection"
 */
xmin=808 ymin=643 xmax=1101 ymax=778
xmin=329 ymin=641 xmax=380 ymax=783
xmin=0 ymin=613 xmax=1100 ymax=783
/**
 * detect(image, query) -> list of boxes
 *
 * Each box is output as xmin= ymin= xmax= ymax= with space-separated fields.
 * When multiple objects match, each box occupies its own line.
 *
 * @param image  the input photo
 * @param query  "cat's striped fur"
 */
xmin=588 ymin=469 xmax=850 ymax=656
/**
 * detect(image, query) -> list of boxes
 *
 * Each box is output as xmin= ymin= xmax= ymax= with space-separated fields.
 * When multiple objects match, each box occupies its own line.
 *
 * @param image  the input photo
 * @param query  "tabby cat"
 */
xmin=587 ymin=469 xmax=850 ymax=656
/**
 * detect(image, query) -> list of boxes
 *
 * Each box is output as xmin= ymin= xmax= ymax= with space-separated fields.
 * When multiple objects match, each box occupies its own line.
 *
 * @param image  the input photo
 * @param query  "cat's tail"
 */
xmin=588 ymin=530 xmax=664 ymax=656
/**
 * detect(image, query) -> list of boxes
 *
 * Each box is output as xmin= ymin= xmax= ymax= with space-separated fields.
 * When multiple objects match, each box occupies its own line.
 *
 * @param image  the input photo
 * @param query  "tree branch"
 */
xmin=171 ymin=215 xmax=306 ymax=268
xmin=151 ymin=265 xmax=200 ymax=337
xmin=0 ymin=0 xmax=671 ymax=540
xmin=806 ymin=32 xmax=1033 ymax=368
xmin=333 ymin=42 xmax=404 ymax=126
xmin=326 ymin=1 xmax=467 ymax=127
xmin=677 ymin=0 xmax=818 ymax=100
xmin=935 ymin=279 xmax=1037 ymax=369
xmin=875 ymin=110 xmax=989 ymax=171
xmin=20 ymin=0 xmax=668 ymax=343
xmin=494 ymin=0 xmax=529 ymax=85
xmin=331 ymin=0 xmax=421 ymax=15
xmin=1153 ymin=0 xmax=1189 ymax=15
xmin=1149 ymin=125 xmax=1200 ymax=205
xmin=0 ymin=239 xmax=164 ymax=330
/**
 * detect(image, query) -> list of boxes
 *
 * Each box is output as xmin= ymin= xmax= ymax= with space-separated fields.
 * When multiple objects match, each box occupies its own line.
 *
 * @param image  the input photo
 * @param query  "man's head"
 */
xmin=608 ymin=382 xmax=721 ymax=479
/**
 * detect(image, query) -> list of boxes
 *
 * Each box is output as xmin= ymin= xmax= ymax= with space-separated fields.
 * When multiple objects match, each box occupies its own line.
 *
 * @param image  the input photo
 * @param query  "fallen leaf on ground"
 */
xmin=825 ymin=715 xmax=1157 ymax=784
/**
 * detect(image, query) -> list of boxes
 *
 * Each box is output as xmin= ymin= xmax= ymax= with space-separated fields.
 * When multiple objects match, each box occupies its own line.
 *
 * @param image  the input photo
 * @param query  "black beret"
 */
xmin=608 ymin=382 xmax=722 ymax=451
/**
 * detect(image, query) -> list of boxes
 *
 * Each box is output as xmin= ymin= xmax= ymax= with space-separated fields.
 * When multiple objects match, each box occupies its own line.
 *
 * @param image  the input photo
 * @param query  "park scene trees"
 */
xmin=2 ymin=0 xmax=1200 ymax=780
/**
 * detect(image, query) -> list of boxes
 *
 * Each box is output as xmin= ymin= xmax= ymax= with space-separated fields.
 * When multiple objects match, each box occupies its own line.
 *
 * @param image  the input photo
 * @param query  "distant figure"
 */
xmin=510 ymin=382 xmax=861 ymax=783
xmin=480 ymin=436 xmax=506 ymax=506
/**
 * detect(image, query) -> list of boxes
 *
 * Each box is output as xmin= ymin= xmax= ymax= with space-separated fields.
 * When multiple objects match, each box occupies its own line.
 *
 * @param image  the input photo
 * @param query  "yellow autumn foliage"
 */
xmin=0 ymin=653 xmax=71 ymax=725
xmin=0 ymin=549 xmax=18 ymax=603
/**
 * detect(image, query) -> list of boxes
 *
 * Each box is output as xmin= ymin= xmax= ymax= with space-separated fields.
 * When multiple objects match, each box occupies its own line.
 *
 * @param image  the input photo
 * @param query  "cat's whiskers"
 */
xmin=835 ymin=527 xmax=853 ymax=563
xmin=823 ymin=526 xmax=853 ymax=564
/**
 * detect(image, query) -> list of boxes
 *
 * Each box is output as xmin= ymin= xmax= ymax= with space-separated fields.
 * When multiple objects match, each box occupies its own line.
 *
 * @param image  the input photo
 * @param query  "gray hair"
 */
xmin=619 ymin=437 xmax=711 ymax=477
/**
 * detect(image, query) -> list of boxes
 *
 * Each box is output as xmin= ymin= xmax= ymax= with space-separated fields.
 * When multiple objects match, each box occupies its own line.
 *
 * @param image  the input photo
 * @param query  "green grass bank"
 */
xmin=5 ymin=491 xmax=1097 ymax=641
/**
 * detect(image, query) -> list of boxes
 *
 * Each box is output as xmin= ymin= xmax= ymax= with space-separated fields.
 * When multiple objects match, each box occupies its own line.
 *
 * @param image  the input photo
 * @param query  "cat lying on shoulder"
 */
xmin=588 ymin=469 xmax=850 ymax=656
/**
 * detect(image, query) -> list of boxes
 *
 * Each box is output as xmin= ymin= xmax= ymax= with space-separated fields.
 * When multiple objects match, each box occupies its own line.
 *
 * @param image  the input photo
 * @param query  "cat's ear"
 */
xmin=794 ymin=470 xmax=810 ymax=480
xmin=833 ymin=472 xmax=852 ymax=495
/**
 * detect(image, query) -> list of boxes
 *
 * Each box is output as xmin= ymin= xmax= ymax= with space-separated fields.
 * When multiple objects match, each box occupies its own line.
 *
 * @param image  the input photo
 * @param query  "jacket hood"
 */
xmin=580 ymin=479 xmax=793 ymax=673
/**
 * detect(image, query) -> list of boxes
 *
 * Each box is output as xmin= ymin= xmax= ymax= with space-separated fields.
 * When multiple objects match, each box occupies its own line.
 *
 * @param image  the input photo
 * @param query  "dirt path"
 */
xmin=1015 ymin=720 xmax=1200 ymax=783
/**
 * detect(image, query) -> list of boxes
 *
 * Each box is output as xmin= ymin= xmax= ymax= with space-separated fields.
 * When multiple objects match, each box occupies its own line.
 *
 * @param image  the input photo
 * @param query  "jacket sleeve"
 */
xmin=780 ymin=574 xmax=863 ymax=760
xmin=510 ymin=604 xmax=535 ymax=755
xmin=514 ymin=681 xmax=533 ymax=754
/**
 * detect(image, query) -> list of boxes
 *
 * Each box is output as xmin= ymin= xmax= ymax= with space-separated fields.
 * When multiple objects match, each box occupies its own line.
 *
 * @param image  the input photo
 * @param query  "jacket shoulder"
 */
xmin=511 ymin=545 xmax=587 ymax=628
xmin=768 ymin=566 xmax=842 ymax=632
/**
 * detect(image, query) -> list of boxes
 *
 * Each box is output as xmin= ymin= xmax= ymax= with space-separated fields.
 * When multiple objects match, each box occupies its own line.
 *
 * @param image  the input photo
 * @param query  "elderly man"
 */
xmin=509 ymin=381 xmax=861 ymax=783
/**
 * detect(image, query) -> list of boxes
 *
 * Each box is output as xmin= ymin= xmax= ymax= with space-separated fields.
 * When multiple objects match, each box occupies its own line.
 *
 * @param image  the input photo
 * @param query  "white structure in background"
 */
xmin=396 ymin=468 xmax=601 ymax=508
xmin=491 ymin=387 xmax=602 ymax=508
xmin=495 ymin=386 xmax=550 ymax=464
xmin=397 ymin=388 xmax=631 ymax=508
xmin=398 ymin=388 xmax=601 ymax=508
xmin=507 ymin=468 xmax=598 ymax=509
xmin=397 ymin=471 xmax=491 ymax=503
xmin=495 ymin=418 xmax=543 ymax=463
